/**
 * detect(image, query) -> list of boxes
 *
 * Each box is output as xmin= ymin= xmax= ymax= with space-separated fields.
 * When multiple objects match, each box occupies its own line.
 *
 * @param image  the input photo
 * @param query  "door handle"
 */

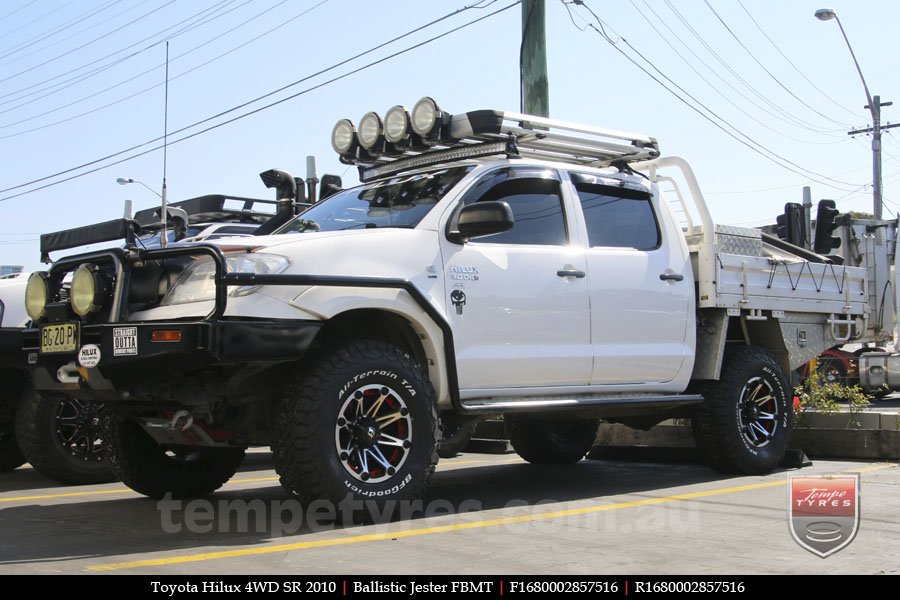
xmin=659 ymin=272 xmax=684 ymax=282
xmin=557 ymin=269 xmax=586 ymax=278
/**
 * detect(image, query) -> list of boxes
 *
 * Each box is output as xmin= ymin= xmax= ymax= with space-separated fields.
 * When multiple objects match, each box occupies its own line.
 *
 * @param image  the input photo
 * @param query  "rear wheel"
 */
xmin=506 ymin=416 xmax=599 ymax=464
xmin=103 ymin=415 xmax=245 ymax=499
xmin=693 ymin=346 xmax=790 ymax=474
xmin=274 ymin=340 xmax=439 ymax=507
xmin=15 ymin=391 xmax=114 ymax=485
xmin=0 ymin=369 xmax=25 ymax=472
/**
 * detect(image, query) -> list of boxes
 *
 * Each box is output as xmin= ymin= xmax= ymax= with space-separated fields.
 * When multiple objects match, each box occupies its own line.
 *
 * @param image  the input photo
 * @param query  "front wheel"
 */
xmin=274 ymin=340 xmax=439 ymax=507
xmin=505 ymin=416 xmax=599 ymax=464
xmin=103 ymin=415 xmax=246 ymax=499
xmin=15 ymin=392 xmax=114 ymax=485
xmin=693 ymin=346 xmax=791 ymax=474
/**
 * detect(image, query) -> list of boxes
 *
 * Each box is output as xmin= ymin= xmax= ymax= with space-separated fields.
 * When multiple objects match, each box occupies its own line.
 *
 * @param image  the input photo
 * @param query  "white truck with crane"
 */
xmin=11 ymin=98 xmax=880 ymax=505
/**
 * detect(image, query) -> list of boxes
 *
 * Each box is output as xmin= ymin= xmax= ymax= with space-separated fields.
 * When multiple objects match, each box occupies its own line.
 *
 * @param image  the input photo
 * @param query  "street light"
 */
xmin=815 ymin=8 xmax=885 ymax=220
xmin=116 ymin=177 xmax=162 ymax=199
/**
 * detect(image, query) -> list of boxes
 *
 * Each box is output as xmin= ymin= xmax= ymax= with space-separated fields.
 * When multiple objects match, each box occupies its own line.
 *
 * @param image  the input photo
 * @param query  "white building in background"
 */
xmin=0 ymin=265 xmax=23 ymax=277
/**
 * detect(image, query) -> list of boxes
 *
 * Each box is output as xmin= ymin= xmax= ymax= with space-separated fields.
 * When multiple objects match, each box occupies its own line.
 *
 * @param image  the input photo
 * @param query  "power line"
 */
xmin=663 ymin=0 xmax=844 ymax=135
xmin=0 ymin=0 xmax=126 ymax=62
xmin=0 ymin=0 xmax=40 ymax=24
xmin=0 ymin=0 xmax=78 ymax=39
xmin=0 ymin=0 xmax=518 ymax=202
xmin=0 ymin=0 xmax=331 ymax=140
xmin=0 ymin=0 xmax=304 ymax=134
xmin=0 ymin=0 xmax=183 ymax=87
xmin=735 ymin=0 xmax=860 ymax=120
xmin=0 ymin=0 xmax=235 ymax=104
xmin=629 ymin=0 xmax=848 ymax=145
xmin=566 ymin=1 xmax=861 ymax=191
xmin=702 ymin=0 xmax=850 ymax=128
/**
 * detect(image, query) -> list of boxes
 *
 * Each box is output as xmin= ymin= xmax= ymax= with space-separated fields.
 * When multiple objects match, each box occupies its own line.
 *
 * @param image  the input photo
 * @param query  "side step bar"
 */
xmin=460 ymin=394 xmax=704 ymax=416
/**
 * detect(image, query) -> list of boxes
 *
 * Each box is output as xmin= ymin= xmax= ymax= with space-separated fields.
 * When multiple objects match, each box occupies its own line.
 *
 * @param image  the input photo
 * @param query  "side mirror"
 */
xmin=319 ymin=174 xmax=343 ymax=201
xmin=452 ymin=201 xmax=514 ymax=242
xmin=166 ymin=207 xmax=189 ymax=241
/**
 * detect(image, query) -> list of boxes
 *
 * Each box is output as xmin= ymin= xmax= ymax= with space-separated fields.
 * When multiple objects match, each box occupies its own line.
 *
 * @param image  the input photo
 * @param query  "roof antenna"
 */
xmin=160 ymin=42 xmax=170 ymax=248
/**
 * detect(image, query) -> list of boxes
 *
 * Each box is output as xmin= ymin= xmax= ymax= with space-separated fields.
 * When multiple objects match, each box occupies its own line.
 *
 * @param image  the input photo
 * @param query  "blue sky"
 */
xmin=0 ymin=0 xmax=897 ymax=269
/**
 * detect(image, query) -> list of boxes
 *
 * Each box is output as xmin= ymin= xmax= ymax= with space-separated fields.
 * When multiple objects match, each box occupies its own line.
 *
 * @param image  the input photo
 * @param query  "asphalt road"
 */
xmin=0 ymin=450 xmax=897 ymax=575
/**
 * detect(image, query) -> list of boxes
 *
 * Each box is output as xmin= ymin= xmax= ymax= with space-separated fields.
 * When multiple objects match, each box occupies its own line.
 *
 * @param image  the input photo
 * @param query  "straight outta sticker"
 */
xmin=113 ymin=327 xmax=138 ymax=356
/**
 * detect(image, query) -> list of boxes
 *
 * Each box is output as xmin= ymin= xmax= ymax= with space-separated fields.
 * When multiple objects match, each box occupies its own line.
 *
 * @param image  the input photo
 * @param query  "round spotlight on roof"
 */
xmin=331 ymin=119 xmax=358 ymax=155
xmin=384 ymin=105 xmax=410 ymax=143
xmin=411 ymin=97 xmax=444 ymax=138
xmin=358 ymin=112 xmax=384 ymax=150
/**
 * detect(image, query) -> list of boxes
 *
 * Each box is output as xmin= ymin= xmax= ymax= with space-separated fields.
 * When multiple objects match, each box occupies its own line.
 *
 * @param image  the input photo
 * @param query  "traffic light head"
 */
xmin=813 ymin=199 xmax=841 ymax=255
xmin=776 ymin=202 xmax=806 ymax=247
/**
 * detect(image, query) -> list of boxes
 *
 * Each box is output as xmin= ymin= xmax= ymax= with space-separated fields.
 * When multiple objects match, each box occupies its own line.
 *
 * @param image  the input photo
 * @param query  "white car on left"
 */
xmin=0 ymin=272 xmax=28 ymax=328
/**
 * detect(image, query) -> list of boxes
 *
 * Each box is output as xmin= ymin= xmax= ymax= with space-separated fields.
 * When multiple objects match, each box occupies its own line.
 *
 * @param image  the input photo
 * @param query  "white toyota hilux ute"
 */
xmin=17 ymin=99 xmax=871 ymax=505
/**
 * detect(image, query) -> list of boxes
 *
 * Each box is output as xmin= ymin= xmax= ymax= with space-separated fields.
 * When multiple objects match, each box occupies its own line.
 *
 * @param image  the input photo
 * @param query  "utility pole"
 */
xmin=521 ymin=0 xmax=549 ymax=117
xmin=848 ymin=95 xmax=898 ymax=221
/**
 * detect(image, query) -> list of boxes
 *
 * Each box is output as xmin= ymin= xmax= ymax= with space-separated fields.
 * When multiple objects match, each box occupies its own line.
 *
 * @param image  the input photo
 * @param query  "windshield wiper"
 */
xmin=337 ymin=222 xmax=379 ymax=230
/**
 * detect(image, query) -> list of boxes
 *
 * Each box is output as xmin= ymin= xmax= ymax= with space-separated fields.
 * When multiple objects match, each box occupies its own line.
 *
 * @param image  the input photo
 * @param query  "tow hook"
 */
xmin=145 ymin=410 xmax=194 ymax=432
xmin=56 ymin=362 xmax=80 ymax=385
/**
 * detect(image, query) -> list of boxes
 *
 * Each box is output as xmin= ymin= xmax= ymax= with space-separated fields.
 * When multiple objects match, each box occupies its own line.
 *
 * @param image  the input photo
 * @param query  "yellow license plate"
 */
xmin=40 ymin=323 xmax=79 ymax=354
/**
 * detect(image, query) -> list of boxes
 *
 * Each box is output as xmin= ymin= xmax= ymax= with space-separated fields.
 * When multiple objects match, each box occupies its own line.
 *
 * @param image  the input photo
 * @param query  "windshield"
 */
xmin=279 ymin=166 xmax=473 ymax=234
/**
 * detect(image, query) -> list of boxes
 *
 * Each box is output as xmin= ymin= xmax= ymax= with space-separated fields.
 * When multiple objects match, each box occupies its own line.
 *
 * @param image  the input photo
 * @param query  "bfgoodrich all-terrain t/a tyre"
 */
xmin=274 ymin=340 xmax=439 ymax=507
xmin=505 ymin=415 xmax=600 ymax=464
xmin=103 ymin=415 xmax=246 ymax=499
xmin=15 ymin=391 xmax=114 ymax=485
xmin=693 ymin=346 xmax=791 ymax=474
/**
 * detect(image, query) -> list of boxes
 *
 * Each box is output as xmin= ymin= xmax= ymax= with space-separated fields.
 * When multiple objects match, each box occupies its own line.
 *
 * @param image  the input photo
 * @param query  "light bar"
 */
xmin=360 ymin=141 xmax=510 ymax=182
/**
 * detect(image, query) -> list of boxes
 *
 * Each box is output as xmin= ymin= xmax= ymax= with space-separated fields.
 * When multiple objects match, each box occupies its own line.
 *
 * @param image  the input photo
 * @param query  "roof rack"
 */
xmin=133 ymin=194 xmax=278 ymax=229
xmin=39 ymin=194 xmax=284 ymax=262
xmin=343 ymin=104 xmax=659 ymax=182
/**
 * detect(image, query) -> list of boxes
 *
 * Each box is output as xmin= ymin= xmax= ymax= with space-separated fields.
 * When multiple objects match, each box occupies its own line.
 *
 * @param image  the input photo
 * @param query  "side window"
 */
xmin=459 ymin=169 xmax=567 ymax=246
xmin=575 ymin=181 xmax=660 ymax=250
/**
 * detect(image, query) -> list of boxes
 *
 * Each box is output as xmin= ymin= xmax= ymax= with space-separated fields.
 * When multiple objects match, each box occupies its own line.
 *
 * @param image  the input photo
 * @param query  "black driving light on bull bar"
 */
xmin=71 ymin=263 xmax=108 ymax=316
xmin=331 ymin=119 xmax=358 ymax=155
xmin=25 ymin=271 xmax=50 ymax=321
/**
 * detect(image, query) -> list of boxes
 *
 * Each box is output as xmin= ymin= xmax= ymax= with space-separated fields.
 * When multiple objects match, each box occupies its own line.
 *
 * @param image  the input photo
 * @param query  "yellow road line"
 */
xmin=0 ymin=475 xmax=281 ymax=503
xmin=87 ymin=463 xmax=896 ymax=572
xmin=0 ymin=489 xmax=130 ymax=503
xmin=0 ymin=461 xmax=512 ymax=503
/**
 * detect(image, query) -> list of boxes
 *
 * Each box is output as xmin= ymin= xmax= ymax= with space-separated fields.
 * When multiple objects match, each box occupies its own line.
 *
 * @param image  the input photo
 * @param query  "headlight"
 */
xmin=25 ymin=272 xmax=49 ymax=320
xmin=160 ymin=253 xmax=290 ymax=306
xmin=411 ymin=96 xmax=443 ymax=137
xmin=384 ymin=105 xmax=410 ymax=143
xmin=71 ymin=263 xmax=106 ymax=316
xmin=358 ymin=112 xmax=383 ymax=150
xmin=331 ymin=119 xmax=357 ymax=154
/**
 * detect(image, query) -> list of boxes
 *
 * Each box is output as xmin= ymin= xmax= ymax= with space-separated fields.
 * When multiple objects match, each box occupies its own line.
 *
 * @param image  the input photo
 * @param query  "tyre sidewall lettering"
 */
xmin=736 ymin=365 xmax=787 ymax=457
xmin=327 ymin=368 xmax=430 ymax=499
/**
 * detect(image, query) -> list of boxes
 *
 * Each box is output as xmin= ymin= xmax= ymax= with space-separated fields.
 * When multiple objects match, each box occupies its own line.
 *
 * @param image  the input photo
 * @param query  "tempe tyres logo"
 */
xmin=788 ymin=474 xmax=860 ymax=558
